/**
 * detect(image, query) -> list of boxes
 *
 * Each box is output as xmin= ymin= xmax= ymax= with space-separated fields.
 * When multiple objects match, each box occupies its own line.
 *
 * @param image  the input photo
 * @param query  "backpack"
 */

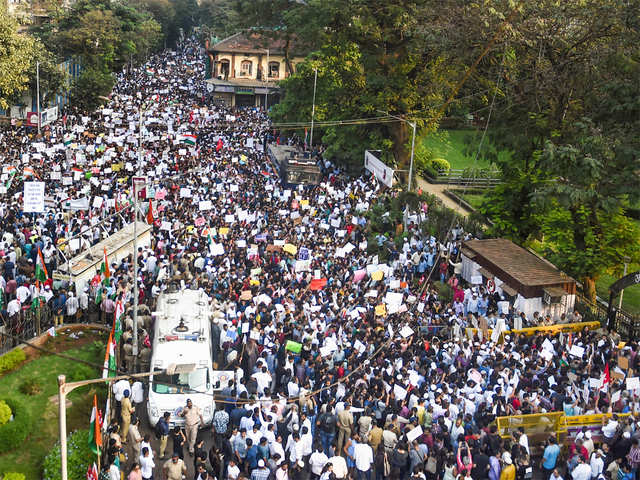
xmin=154 ymin=418 xmax=164 ymax=440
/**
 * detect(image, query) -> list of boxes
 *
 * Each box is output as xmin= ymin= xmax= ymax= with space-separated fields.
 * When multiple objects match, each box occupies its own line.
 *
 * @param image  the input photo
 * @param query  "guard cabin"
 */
xmin=147 ymin=289 xmax=216 ymax=427
xmin=267 ymin=143 xmax=321 ymax=186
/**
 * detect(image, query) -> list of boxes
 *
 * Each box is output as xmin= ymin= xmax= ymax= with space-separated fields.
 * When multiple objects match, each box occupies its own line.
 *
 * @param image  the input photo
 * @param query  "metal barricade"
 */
xmin=496 ymin=412 xmax=567 ymax=445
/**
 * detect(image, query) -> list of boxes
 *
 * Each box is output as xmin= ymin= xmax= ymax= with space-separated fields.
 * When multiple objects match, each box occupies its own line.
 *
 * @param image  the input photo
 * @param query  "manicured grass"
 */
xmin=458 ymin=192 xmax=487 ymax=210
xmin=422 ymin=129 xmax=508 ymax=170
xmin=0 ymin=330 xmax=107 ymax=479
xmin=596 ymin=270 xmax=640 ymax=316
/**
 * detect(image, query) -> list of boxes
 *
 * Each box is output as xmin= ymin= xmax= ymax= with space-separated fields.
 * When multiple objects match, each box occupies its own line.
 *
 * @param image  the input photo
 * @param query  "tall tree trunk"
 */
xmin=583 ymin=276 xmax=597 ymax=303
xmin=389 ymin=121 xmax=409 ymax=184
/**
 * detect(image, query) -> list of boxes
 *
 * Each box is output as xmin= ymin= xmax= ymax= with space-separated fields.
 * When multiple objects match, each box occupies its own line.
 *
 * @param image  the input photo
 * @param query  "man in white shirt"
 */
xmin=353 ymin=438 xmax=374 ymax=478
xmin=309 ymin=445 xmax=328 ymax=476
xmin=327 ymin=455 xmax=348 ymax=479
xmin=571 ymin=456 xmax=592 ymax=480
xmin=226 ymin=458 xmax=240 ymax=480
xmin=139 ymin=446 xmax=155 ymax=480
xmin=590 ymin=450 xmax=604 ymax=479
xmin=251 ymin=365 xmax=272 ymax=395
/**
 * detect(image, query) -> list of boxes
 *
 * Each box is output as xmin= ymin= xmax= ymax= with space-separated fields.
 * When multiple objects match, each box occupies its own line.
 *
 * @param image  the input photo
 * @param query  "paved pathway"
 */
xmin=415 ymin=177 xmax=473 ymax=217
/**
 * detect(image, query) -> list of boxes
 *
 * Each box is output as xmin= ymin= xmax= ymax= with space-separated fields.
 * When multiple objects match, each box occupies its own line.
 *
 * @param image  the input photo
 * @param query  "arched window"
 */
xmin=268 ymin=61 xmax=280 ymax=78
xmin=240 ymin=60 xmax=252 ymax=76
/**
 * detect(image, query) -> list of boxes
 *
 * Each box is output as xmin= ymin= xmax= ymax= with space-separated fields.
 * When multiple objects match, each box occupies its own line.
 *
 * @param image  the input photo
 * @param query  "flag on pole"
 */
xmin=86 ymin=463 xmax=98 ymax=480
xmin=88 ymin=394 xmax=103 ymax=454
xmin=600 ymin=363 xmax=610 ymax=392
xmin=102 ymin=331 xmax=117 ymax=378
xmin=146 ymin=199 xmax=154 ymax=225
xmin=113 ymin=300 xmax=124 ymax=344
xmin=100 ymin=248 xmax=110 ymax=285
xmin=35 ymin=247 xmax=48 ymax=282
xmin=181 ymin=134 xmax=197 ymax=146
xmin=5 ymin=170 xmax=16 ymax=189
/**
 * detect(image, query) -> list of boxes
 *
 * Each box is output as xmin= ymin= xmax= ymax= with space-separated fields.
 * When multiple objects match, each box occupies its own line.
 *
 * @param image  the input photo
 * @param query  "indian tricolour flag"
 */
xmin=63 ymin=133 xmax=74 ymax=146
xmin=100 ymin=248 xmax=110 ymax=285
xmin=88 ymin=394 xmax=103 ymax=455
xmin=35 ymin=247 xmax=48 ymax=283
xmin=181 ymin=134 xmax=197 ymax=146
xmin=102 ymin=331 xmax=116 ymax=379
xmin=145 ymin=67 xmax=154 ymax=75
xmin=113 ymin=300 xmax=124 ymax=344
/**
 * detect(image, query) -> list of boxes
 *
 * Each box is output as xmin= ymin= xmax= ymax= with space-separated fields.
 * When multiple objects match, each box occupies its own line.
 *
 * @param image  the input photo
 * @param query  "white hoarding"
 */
xmin=364 ymin=150 xmax=394 ymax=187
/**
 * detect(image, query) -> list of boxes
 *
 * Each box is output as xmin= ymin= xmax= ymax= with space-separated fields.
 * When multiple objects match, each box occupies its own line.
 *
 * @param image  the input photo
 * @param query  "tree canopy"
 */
xmin=235 ymin=0 xmax=640 ymax=300
xmin=0 ymin=10 xmax=40 ymax=109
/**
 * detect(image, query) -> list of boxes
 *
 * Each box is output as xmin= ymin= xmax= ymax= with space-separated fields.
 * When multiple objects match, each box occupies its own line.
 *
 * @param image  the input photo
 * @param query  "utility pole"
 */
xmin=309 ymin=68 xmax=318 ymax=149
xmin=36 ymin=61 xmax=41 ymax=136
xmin=377 ymin=110 xmax=416 ymax=191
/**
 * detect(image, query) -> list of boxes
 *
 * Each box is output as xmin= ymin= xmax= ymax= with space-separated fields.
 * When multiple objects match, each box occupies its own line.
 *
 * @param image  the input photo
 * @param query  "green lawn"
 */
xmin=0 ymin=330 xmax=107 ymax=479
xmin=596 ymin=270 xmax=640 ymax=316
xmin=458 ymin=192 xmax=487 ymax=210
xmin=422 ymin=129 xmax=509 ymax=170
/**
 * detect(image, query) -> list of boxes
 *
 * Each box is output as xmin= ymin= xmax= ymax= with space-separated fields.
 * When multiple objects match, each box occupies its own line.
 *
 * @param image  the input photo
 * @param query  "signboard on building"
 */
xmin=234 ymin=87 xmax=255 ymax=95
xmin=364 ymin=150 xmax=394 ymax=188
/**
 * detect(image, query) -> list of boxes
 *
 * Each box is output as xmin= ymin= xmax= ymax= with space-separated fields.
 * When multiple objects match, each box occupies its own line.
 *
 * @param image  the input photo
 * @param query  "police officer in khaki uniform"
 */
xmin=180 ymin=398 xmax=203 ymax=455
xmin=163 ymin=452 xmax=187 ymax=480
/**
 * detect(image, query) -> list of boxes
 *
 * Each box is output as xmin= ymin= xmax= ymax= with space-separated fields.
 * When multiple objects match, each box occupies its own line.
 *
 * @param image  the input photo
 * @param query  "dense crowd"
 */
xmin=1 ymin=37 xmax=639 ymax=480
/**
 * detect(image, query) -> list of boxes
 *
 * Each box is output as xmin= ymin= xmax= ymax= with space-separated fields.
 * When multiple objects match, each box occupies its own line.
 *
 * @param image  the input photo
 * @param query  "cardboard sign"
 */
xmin=618 ymin=356 xmax=629 ymax=370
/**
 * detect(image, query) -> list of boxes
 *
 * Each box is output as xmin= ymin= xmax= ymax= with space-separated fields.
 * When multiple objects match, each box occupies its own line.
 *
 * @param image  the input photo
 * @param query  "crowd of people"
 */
xmin=1 ymin=34 xmax=639 ymax=480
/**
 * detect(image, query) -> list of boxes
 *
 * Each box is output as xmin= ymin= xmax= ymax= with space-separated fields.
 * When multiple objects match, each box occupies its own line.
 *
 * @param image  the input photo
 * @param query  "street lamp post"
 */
xmin=619 ymin=256 xmax=631 ymax=310
xmin=263 ymin=49 xmax=269 ymax=110
xmin=58 ymin=364 xmax=194 ymax=480
xmin=36 ymin=61 xmax=41 ymax=136
xmin=378 ymin=110 xmax=416 ymax=191
xmin=309 ymin=68 xmax=318 ymax=149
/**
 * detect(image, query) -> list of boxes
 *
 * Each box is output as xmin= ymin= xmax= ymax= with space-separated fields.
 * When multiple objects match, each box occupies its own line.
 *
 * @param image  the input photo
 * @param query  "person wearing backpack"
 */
xmin=156 ymin=411 xmax=171 ymax=459
xmin=316 ymin=409 xmax=337 ymax=457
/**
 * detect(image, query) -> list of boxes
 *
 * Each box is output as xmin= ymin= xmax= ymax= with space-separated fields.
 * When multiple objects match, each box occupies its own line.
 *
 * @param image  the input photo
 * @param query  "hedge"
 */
xmin=43 ymin=430 xmax=93 ymax=480
xmin=2 ymin=473 xmax=26 ymax=480
xmin=0 ymin=350 xmax=26 ymax=375
xmin=0 ymin=401 xmax=10 ymax=426
xmin=0 ymin=397 xmax=33 ymax=454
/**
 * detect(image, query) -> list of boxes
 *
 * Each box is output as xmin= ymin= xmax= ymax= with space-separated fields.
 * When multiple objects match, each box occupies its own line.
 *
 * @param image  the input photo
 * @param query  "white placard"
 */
xmin=23 ymin=182 xmax=45 ymax=213
xmin=400 ymin=326 xmax=414 ymax=338
xmin=569 ymin=345 xmax=585 ymax=358
xmin=406 ymin=426 xmax=423 ymax=442
xmin=611 ymin=390 xmax=621 ymax=403
xmin=627 ymin=377 xmax=640 ymax=390
xmin=393 ymin=384 xmax=407 ymax=401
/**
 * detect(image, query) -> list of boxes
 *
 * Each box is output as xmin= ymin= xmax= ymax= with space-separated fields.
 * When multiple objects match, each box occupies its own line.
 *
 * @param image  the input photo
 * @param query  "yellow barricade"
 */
xmin=496 ymin=412 xmax=632 ymax=450
xmin=467 ymin=321 xmax=601 ymax=341
xmin=496 ymin=412 xmax=566 ymax=443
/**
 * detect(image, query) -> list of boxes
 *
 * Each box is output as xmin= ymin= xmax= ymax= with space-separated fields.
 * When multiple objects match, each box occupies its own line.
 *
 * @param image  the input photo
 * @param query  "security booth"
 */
xmin=460 ymin=238 xmax=577 ymax=319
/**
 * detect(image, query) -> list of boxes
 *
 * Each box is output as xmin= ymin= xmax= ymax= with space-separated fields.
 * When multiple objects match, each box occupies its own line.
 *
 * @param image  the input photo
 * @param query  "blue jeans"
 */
xmin=318 ymin=431 xmax=335 ymax=457
xmin=358 ymin=469 xmax=372 ymax=480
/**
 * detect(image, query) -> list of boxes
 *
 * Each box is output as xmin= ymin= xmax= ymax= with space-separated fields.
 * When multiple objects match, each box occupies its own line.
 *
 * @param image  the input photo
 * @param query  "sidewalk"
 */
xmin=416 ymin=177 xmax=473 ymax=217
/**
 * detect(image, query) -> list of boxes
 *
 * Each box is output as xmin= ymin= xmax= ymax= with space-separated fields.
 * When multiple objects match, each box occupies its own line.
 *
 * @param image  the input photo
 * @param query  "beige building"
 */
xmin=205 ymin=32 xmax=306 ymax=108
